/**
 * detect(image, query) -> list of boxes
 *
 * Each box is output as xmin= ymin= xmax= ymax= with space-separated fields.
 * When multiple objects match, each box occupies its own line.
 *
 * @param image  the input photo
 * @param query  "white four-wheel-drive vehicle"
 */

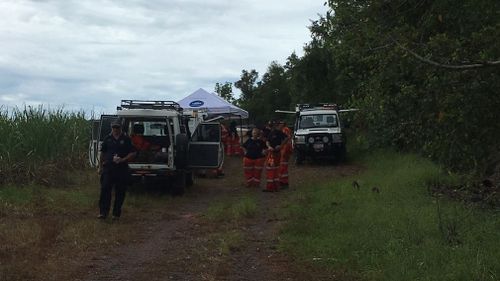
xmin=277 ymin=103 xmax=356 ymax=164
xmin=89 ymin=100 xmax=224 ymax=195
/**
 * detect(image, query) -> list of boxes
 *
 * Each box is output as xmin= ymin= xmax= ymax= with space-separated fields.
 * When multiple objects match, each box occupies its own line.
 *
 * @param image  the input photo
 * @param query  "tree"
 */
xmin=214 ymin=82 xmax=234 ymax=103
xmin=234 ymin=69 xmax=259 ymax=103
xmin=315 ymin=0 xmax=500 ymax=174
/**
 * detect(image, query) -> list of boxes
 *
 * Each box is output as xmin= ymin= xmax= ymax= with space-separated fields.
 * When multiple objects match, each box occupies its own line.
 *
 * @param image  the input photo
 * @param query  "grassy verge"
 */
xmin=205 ymin=195 xmax=258 ymax=223
xmin=280 ymin=150 xmax=500 ymax=281
xmin=203 ymin=195 xmax=258 ymax=257
xmin=0 ymin=171 xmax=172 ymax=281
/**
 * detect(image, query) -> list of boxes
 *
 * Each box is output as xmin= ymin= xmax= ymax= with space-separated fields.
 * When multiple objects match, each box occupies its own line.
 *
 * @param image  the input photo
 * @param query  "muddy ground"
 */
xmin=4 ymin=156 xmax=361 ymax=281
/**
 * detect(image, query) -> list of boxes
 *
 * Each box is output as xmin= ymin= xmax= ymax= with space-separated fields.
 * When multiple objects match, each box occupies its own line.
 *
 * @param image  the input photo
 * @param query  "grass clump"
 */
xmin=281 ymin=150 xmax=500 ymax=281
xmin=0 ymin=105 xmax=90 ymax=186
xmin=206 ymin=196 xmax=258 ymax=222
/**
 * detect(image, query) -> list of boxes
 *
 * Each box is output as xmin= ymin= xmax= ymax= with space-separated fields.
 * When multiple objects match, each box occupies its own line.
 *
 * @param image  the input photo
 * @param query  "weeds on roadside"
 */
xmin=281 ymin=150 xmax=500 ymax=281
xmin=205 ymin=196 xmax=258 ymax=222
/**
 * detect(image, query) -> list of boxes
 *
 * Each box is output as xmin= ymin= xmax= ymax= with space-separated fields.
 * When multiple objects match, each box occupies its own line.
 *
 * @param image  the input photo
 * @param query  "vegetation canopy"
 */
xmin=228 ymin=0 xmax=500 ymax=177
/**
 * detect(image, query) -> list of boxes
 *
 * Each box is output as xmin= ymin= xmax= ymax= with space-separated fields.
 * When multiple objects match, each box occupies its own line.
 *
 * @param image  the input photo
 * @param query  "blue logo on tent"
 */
xmin=189 ymin=100 xmax=204 ymax=107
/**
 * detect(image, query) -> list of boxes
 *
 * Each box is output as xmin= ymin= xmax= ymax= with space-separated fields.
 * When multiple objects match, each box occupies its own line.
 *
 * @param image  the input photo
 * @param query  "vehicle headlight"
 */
xmin=295 ymin=135 xmax=305 ymax=144
xmin=308 ymin=136 xmax=315 ymax=144
xmin=322 ymin=136 xmax=329 ymax=143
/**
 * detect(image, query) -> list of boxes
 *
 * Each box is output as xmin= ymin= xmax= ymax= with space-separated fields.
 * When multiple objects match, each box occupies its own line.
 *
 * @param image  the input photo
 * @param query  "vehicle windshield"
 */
xmin=299 ymin=114 xmax=338 ymax=129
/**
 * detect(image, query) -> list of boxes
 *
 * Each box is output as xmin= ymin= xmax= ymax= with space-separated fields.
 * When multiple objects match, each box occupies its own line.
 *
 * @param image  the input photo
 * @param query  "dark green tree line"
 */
xmin=226 ymin=0 xmax=500 ymax=175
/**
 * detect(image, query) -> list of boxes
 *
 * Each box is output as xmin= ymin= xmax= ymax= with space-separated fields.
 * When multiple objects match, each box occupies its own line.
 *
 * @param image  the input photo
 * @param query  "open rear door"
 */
xmin=88 ymin=119 xmax=101 ymax=167
xmin=188 ymin=122 xmax=224 ymax=168
xmin=88 ymin=115 xmax=117 ymax=167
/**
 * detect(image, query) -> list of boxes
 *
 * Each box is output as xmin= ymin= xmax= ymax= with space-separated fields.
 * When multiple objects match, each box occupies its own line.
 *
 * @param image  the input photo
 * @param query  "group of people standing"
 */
xmin=97 ymin=119 xmax=293 ymax=220
xmin=238 ymin=120 xmax=292 ymax=192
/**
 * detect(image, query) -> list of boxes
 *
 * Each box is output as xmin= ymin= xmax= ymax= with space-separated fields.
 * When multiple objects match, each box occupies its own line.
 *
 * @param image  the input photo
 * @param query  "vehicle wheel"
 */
xmin=186 ymin=171 xmax=194 ymax=187
xmin=171 ymin=171 xmax=186 ymax=196
xmin=175 ymin=133 xmax=189 ymax=169
xmin=337 ymin=144 xmax=347 ymax=163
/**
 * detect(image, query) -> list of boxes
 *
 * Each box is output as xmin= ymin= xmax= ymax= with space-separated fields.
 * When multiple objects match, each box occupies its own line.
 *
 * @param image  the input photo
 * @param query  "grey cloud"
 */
xmin=0 ymin=0 xmax=328 ymax=113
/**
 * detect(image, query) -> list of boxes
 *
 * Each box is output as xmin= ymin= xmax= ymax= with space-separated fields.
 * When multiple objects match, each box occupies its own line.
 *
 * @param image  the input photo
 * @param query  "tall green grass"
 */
xmin=0 ymin=105 xmax=90 ymax=186
xmin=281 ymin=151 xmax=500 ymax=281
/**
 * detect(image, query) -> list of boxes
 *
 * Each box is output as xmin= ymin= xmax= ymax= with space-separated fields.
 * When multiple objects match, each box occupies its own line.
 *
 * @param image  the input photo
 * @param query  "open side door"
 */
xmin=89 ymin=115 xmax=117 ymax=167
xmin=188 ymin=122 xmax=223 ymax=169
xmin=88 ymin=119 xmax=101 ymax=167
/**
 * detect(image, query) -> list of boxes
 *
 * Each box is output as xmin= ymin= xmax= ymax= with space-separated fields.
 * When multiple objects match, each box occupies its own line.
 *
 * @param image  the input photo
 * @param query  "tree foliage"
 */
xmin=223 ymin=0 xmax=500 ymax=175
xmin=214 ymin=82 xmax=235 ymax=103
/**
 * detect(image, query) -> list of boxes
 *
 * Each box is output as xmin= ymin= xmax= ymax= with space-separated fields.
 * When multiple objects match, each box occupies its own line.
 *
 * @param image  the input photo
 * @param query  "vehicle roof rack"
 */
xmin=296 ymin=103 xmax=338 ymax=112
xmin=119 ymin=100 xmax=183 ymax=112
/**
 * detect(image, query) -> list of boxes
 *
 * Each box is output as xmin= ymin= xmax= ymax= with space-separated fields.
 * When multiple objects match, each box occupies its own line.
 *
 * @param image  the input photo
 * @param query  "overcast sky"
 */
xmin=0 ymin=0 xmax=328 ymax=114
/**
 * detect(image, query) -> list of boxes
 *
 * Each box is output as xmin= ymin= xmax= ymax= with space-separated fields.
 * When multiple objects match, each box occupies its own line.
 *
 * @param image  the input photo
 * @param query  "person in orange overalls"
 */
xmin=277 ymin=121 xmax=292 ymax=188
xmin=221 ymin=123 xmax=229 ymax=153
xmin=242 ymin=128 xmax=267 ymax=187
xmin=130 ymin=123 xmax=151 ymax=151
xmin=264 ymin=122 xmax=289 ymax=192
xmin=227 ymin=121 xmax=242 ymax=156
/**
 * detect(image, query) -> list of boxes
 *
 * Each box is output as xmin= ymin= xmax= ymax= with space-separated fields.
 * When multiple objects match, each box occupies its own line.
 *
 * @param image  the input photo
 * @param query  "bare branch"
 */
xmin=391 ymin=38 xmax=500 ymax=70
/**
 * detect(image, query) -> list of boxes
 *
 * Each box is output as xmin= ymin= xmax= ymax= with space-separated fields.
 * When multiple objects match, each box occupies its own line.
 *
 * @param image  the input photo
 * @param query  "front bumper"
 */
xmin=294 ymin=142 xmax=344 ymax=159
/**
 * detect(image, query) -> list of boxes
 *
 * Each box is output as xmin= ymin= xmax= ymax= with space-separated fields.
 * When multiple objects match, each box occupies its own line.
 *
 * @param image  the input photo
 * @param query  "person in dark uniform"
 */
xmin=241 ymin=128 xmax=267 ymax=187
xmin=260 ymin=120 xmax=273 ymax=142
xmin=97 ymin=120 xmax=136 ymax=220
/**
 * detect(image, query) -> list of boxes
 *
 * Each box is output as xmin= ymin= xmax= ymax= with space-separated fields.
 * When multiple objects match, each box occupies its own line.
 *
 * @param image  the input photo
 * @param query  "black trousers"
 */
xmin=99 ymin=169 xmax=129 ymax=217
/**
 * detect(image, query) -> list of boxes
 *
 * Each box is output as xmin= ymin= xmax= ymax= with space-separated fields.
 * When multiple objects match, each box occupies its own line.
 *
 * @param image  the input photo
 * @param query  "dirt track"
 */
xmin=75 ymin=156 xmax=361 ymax=281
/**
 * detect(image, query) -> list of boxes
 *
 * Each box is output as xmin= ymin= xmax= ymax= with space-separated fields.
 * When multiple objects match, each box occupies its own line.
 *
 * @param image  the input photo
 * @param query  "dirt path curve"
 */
xmin=77 ymin=156 xmax=361 ymax=281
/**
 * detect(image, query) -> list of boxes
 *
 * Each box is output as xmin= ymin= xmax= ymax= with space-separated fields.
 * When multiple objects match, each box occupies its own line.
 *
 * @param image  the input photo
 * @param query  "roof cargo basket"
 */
xmin=119 ymin=100 xmax=183 ymax=112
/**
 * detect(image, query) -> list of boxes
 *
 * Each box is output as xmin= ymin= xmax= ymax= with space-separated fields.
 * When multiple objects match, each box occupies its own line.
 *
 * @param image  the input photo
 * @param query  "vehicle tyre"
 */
xmin=175 ymin=133 xmax=189 ymax=169
xmin=171 ymin=170 xmax=186 ymax=196
xmin=186 ymin=171 xmax=194 ymax=187
xmin=295 ymin=151 xmax=305 ymax=165
xmin=337 ymin=144 xmax=347 ymax=163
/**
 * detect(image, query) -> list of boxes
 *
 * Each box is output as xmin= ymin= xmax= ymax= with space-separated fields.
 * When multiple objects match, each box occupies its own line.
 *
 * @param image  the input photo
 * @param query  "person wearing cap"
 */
xmin=264 ymin=121 xmax=290 ymax=192
xmin=241 ymin=128 xmax=267 ymax=187
xmin=260 ymin=120 xmax=273 ymax=142
xmin=277 ymin=121 xmax=292 ymax=188
xmin=97 ymin=120 xmax=136 ymax=220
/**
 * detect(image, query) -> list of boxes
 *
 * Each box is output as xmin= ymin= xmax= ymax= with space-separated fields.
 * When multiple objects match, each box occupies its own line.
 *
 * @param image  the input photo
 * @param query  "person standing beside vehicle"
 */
xmin=260 ymin=120 xmax=273 ymax=142
xmin=227 ymin=121 xmax=242 ymax=156
xmin=98 ymin=120 xmax=136 ymax=220
xmin=278 ymin=121 xmax=292 ymax=188
xmin=242 ymin=128 xmax=267 ymax=187
xmin=264 ymin=122 xmax=290 ymax=192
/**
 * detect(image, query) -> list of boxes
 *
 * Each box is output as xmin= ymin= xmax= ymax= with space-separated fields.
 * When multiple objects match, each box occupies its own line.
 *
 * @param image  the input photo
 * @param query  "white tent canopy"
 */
xmin=178 ymin=88 xmax=249 ymax=119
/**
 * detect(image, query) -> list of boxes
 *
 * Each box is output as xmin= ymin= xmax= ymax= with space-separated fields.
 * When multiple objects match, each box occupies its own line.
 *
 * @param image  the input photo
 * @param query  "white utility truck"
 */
xmin=89 ymin=100 xmax=224 ymax=195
